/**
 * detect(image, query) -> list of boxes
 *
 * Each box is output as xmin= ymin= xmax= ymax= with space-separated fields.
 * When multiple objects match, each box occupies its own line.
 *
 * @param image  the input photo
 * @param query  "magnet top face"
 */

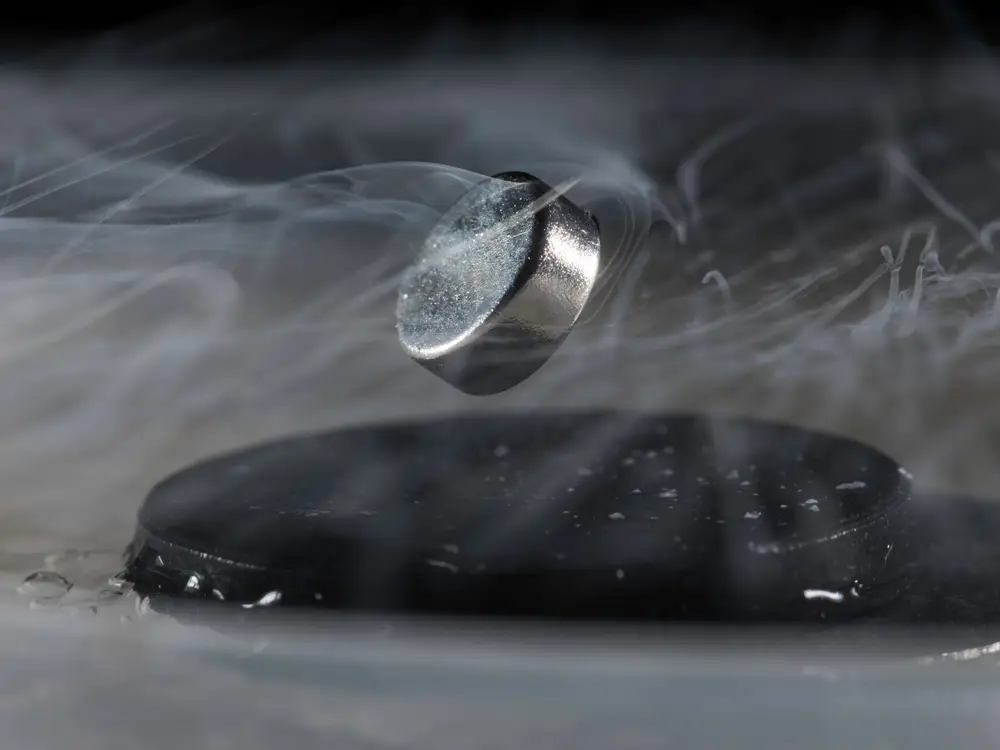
xmin=396 ymin=171 xmax=601 ymax=395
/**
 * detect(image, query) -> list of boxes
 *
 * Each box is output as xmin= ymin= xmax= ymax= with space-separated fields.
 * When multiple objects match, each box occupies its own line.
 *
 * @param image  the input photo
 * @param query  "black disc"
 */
xmin=125 ymin=411 xmax=913 ymax=622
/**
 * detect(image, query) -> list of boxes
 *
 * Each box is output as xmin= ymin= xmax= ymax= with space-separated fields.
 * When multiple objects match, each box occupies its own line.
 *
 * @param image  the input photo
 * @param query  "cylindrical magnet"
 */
xmin=396 ymin=171 xmax=601 ymax=395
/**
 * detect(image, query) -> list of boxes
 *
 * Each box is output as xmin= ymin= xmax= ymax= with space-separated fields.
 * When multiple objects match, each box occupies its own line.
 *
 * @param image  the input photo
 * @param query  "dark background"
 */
xmin=3 ymin=0 xmax=999 ymax=64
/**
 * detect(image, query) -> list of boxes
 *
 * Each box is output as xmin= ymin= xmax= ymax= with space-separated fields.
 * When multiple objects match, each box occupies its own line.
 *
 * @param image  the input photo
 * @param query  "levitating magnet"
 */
xmin=395 ymin=171 xmax=601 ymax=395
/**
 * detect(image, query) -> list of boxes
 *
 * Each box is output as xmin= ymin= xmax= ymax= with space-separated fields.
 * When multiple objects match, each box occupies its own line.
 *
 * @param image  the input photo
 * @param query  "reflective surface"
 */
xmin=6 ymin=608 xmax=1000 ymax=750
xmin=396 ymin=172 xmax=601 ymax=394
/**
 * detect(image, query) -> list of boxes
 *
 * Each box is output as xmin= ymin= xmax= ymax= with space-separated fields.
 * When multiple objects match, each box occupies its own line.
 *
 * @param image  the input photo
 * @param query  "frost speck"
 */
xmin=744 ymin=510 xmax=761 ymax=520
xmin=493 ymin=444 xmax=510 ymax=458
xmin=609 ymin=512 xmax=626 ymax=520
xmin=836 ymin=481 xmax=867 ymax=490
xmin=803 ymin=589 xmax=844 ymax=603
xmin=242 ymin=590 xmax=282 ymax=609
xmin=659 ymin=489 xmax=678 ymax=498
xmin=616 ymin=569 xmax=625 ymax=580
xmin=426 ymin=559 xmax=460 ymax=574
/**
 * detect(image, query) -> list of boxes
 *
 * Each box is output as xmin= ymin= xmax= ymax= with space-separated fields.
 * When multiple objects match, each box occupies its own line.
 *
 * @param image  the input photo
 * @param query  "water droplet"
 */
xmin=17 ymin=571 xmax=71 ymax=599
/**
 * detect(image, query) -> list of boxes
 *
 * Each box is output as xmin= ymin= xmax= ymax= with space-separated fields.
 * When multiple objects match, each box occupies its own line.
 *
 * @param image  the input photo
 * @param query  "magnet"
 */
xmin=396 ymin=171 xmax=601 ymax=395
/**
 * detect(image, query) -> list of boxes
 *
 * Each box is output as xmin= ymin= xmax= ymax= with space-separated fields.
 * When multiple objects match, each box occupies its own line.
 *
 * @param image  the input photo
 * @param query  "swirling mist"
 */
xmin=0 ymin=53 xmax=998 ymax=586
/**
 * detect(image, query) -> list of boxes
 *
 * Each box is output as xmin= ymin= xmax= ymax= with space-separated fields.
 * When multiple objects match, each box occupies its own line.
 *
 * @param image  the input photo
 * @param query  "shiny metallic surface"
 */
xmin=396 ymin=171 xmax=601 ymax=395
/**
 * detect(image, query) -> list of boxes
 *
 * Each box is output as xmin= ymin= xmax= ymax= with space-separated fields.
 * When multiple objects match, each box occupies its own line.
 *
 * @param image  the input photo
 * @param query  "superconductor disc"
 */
xmin=126 ymin=411 xmax=912 ymax=622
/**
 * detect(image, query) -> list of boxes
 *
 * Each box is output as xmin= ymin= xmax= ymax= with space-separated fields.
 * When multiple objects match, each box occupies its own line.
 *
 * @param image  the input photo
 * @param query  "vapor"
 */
xmin=0 ymin=50 xmax=996 ymax=574
xmin=0 ymin=23 xmax=998 ymax=750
